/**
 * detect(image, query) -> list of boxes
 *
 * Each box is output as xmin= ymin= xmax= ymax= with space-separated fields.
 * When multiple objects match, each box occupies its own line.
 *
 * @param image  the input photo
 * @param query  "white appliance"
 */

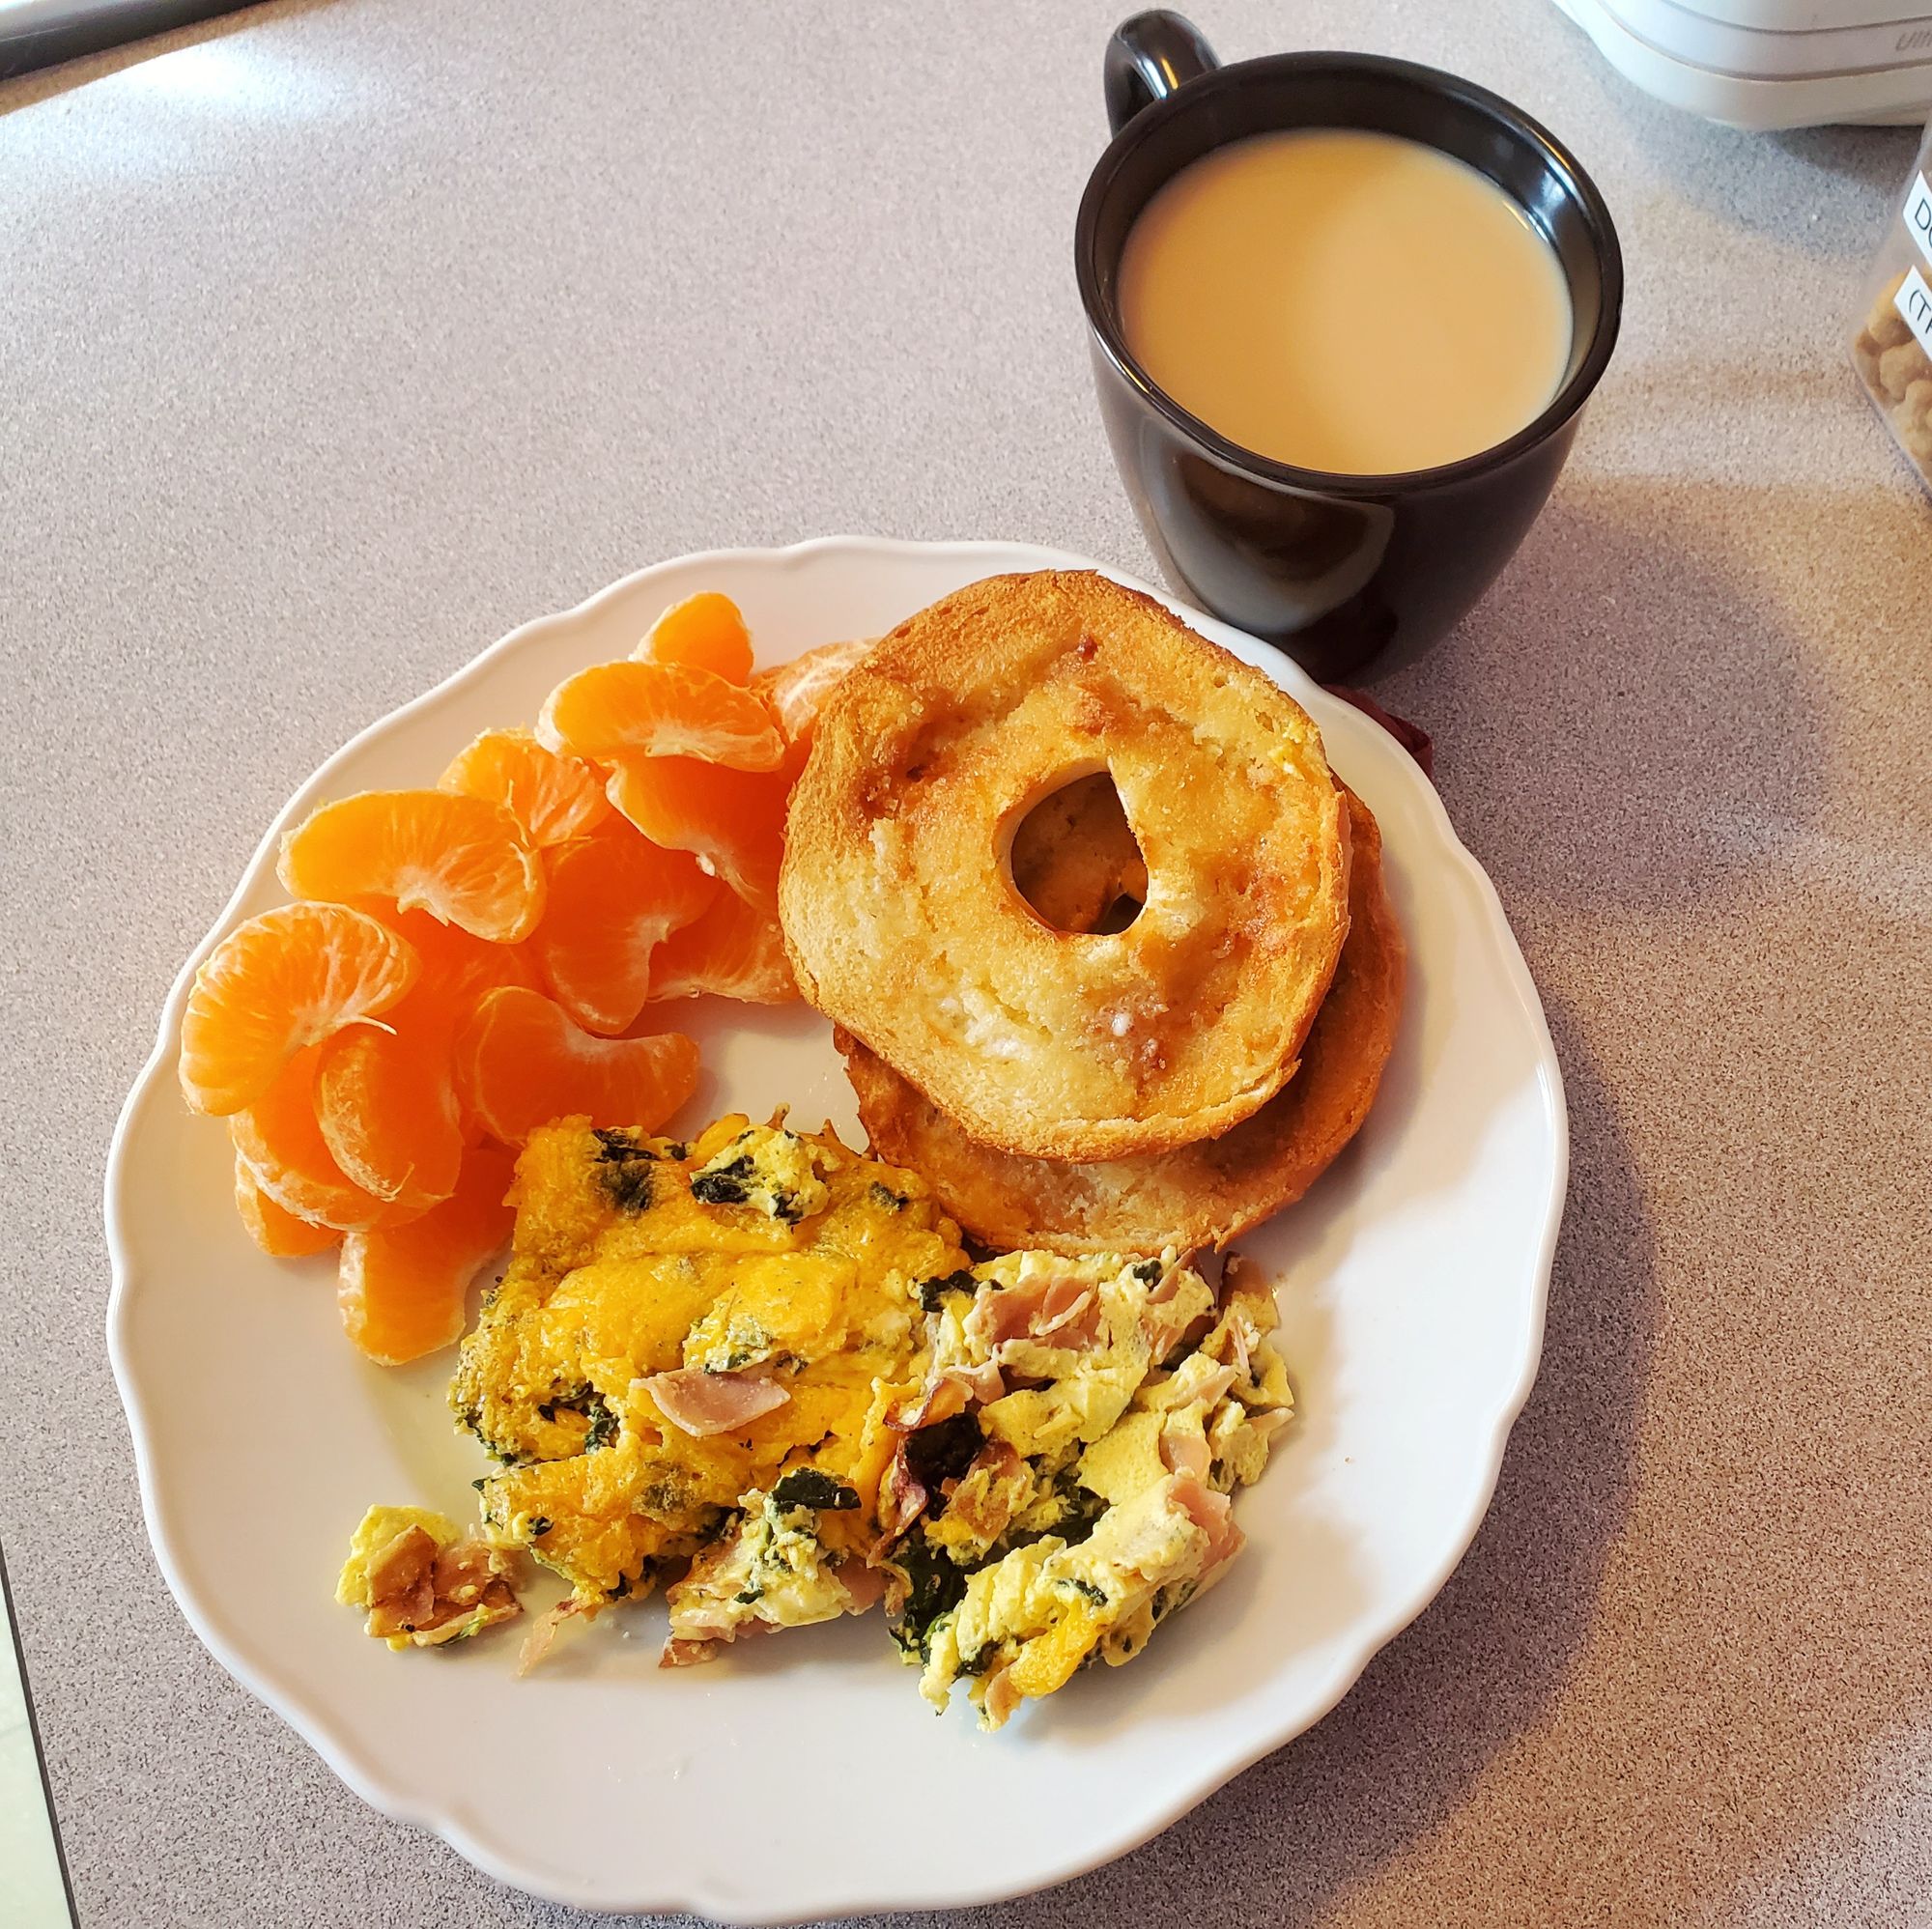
xmin=1553 ymin=0 xmax=1932 ymax=128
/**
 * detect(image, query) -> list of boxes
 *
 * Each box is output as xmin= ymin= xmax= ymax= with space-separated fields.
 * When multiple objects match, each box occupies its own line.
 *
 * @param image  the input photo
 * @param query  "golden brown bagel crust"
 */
xmin=840 ymin=790 xmax=1402 ymax=1255
xmin=781 ymin=571 xmax=1350 ymax=1160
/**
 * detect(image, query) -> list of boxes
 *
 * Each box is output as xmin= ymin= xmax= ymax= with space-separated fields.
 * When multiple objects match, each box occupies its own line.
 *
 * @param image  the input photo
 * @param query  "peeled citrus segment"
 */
xmin=752 ymin=637 xmax=873 ymax=748
xmin=230 ymin=1045 xmax=411 ymax=1233
xmin=179 ymin=903 xmax=419 ymax=1116
xmin=537 ymin=662 xmax=784 ymax=772
xmin=647 ymin=886 xmax=796 ymax=1005
xmin=532 ymin=824 xmax=720 ymax=1035
xmin=636 ymin=591 xmax=754 ymax=684
xmin=438 ymin=726 xmax=611 ymax=848
xmin=355 ymin=902 xmax=538 ymax=1021
xmin=605 ymin=753 xmax=792 ymax=907
xmin=314 ymin=1013 xmax=464 ymax=1216
xmin=338 ymin=1144 xmax=517 ymax=1365
xmin=456 ymin=985 xmax=699 ymax=1145
xmin=277 ymin=789 xmax=545 ymax=944
xmin=233 ymin=1152 xmax=340 ymax=1259
xmin=327 ymin=910 xmax=536 ymax=1171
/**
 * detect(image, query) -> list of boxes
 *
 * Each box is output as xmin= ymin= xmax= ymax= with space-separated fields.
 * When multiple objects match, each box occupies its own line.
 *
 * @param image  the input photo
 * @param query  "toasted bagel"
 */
xmin=840 ymin=789 xmax=1402 ymax=1255
xmin=781 ymin=571 xmax=1350 ymax=1160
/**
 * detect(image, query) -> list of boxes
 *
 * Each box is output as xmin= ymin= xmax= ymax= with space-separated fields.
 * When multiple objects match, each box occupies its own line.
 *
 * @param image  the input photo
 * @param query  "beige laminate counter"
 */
xmin=1 ymin=1 xmax=1927 ymax=1923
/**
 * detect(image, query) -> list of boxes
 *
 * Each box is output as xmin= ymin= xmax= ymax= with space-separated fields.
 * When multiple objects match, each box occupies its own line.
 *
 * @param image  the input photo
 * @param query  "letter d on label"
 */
xmin=1906 ymin=174 xmax=1932 ymax=268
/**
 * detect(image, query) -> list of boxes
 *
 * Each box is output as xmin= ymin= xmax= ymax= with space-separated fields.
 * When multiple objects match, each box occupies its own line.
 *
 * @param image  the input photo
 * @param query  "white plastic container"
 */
xmin=1850 ymin=123 xmax=1932 ymax=489
xmin=1552 ymin=0 xmax=1932 ymax=128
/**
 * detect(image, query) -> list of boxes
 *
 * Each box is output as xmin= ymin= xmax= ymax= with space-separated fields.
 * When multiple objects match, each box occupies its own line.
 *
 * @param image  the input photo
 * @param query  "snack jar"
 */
xmin=1851 ymin=120 xmax=1932 ymax=493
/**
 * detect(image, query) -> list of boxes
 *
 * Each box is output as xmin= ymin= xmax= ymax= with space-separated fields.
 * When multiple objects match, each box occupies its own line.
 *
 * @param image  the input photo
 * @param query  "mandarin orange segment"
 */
xmin=456 ymin=986 xmax=700 ymax=1145
xmin=537 ymin=661 xmax=784 ymax=772
xmin=314 ymin=1012 xmax=464 ymax=1216
xmin=233 ymin=1152 xmax=341 ymax=1259
xmin=532 ymin=823 xmax=720 ymax=1035
xmin=229 ymin=1045 xmax=410 ymax=1234
xmin=604 ymin=752 xmax=792 ymax=907
xmin=752 ymin=637 xmax=873 ymax=748
xmin=354 ymin=902 xmax=539 ymax=1026
xmin=277 ymin=789 xmax=545 ymax=944
xmin=338 ymin=1144 xmax=517 ymax=1365
xmin=179 ymin=903 xmax=419 ymax=1116
xmin=438 ymin=726 xmax=611 ymax=848
xmin=635 ymin=591 xmax=754 ymax=684
xmin=647 ymin=886 xmax=796 ymax=1005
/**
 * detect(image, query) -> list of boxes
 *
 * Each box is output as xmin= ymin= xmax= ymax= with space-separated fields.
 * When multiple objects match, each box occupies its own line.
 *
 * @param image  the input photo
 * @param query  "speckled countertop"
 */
xmin=2 ymin=1 xmax=1928 ymax=1923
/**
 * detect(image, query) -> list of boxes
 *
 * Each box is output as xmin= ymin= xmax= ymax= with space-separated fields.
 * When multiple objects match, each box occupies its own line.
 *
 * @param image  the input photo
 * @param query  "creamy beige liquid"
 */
xmin=1119 ymin=128 xmax=1574 ymax=475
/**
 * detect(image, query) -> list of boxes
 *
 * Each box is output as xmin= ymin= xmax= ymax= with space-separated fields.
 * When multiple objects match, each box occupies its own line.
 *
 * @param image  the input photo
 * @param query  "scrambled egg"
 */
xmin=886 ymin=1255 xmax=1293 ymax=1728
xmin=346 ymin=1109 xmax=1295 ymax=1720
xmin=335 ymin=1505 xmax=522 ymax=1650
xmin=447 ymin=1112 xmax=966 ymax=1660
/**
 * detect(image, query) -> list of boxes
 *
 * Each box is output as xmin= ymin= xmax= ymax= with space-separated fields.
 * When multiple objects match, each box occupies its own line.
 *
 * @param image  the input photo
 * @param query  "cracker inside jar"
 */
xmin=1851 ymin=271 xmax=1932 ymax=478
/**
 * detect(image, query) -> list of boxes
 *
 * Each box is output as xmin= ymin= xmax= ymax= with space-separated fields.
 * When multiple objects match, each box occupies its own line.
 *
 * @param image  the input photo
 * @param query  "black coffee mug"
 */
xmin=1077 ymin=11 xmax=1623 ymax=681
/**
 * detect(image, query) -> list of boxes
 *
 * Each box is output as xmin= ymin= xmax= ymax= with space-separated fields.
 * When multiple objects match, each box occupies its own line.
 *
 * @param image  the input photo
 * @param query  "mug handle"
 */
xmin=1103 ymin=10 xmax=1221 ymax=135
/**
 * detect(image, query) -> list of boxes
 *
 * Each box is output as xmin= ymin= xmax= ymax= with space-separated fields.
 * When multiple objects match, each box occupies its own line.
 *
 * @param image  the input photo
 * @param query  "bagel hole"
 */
xmin=1008 ymin=771 xmax=1147 ymax=936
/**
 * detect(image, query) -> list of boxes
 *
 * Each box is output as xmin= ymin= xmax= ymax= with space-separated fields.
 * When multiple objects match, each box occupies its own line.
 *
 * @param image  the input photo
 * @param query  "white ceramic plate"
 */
xmin=106 ymin=539 xmax=1565 ymax=1921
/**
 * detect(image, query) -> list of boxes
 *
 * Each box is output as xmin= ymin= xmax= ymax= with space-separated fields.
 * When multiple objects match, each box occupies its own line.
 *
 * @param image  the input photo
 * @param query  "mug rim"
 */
xmin=1074 ymin=48 xmax=1626 ymax=496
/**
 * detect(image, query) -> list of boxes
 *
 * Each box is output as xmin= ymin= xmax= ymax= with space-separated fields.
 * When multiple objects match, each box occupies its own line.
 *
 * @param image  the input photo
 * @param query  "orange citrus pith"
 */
xmin=338 ymin=1144 xmax=517 ymax=1364
xmin=278 ymin=788 xmax=545 ymax=943
xmin=439 ymin=727 xmax=611 ymax=847
xmin=638 ymin=591 xmax=753 ymax=684
xmin=606 ymin=751 xmax=793 ymax=907
xmin=185 ymin=582 xmax=820 ymax=1364
xmin=649 ymin=885 xmax=796 ymax=1005
xmin=180 ymin=903 xmax=418 ymax=1116
xmin=457 ymin=986 xmax=700 ymax=1145
xmin=533 ymin=824 xmax=719 ymax=1035
xmin=234 ymin=1153 xmax=340 ymax=1259
xmin=538 ymin=661 xmax=784 ymax=772
xmin=753 ymin=637 xmax=871 ymax=748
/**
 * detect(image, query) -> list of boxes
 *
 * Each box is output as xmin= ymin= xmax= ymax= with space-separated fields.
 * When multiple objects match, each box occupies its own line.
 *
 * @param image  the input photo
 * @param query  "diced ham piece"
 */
xmin=1224 ymin=1317 xmax=1252 ymax=1381
xmin=894 ymin=1359 xmax=1003 ymax=1435
xmin=966 ymin=1274 xmax=1103 ymax=1353
xmin=662 ymin=1621 xmax=774 ymax=1669
xmin=1033 ymin=1290 xmax=1099 ymax=1347
xmin=1222 ymin=1254 xmax=1261 ymax=1294
xmin=433 ymin=1536 xmax=508 ymax=1603
xmin=362 ymin=1525 xmax=521 ymax=1646
xmin=981 ymin=1661 xmax=1023 ymax=1728
xmin=1168 ymin=1361 xmax=1239 ymax=1414
xmin=1160 ymin=1427 xmax=1212 ymax=1482
xmin=645 ymin=1368 xmax=791 ymax=1437
xmin=662 ymin=1635 xmax=722 ymax=1668
xmin=365 ymin=1524 xmax=437 ymax=1597
xmin=943 ymin=1359 xmax=1008 ymax=1405
xmin=892 ymin=1379 xmax=961 ymax=1434
xmin=1169 ymin=1472 xmax=1244 ymax=1576
xmin=517 ymin=1598 xmax=585 ymax=1676
xmin=1144 ymin=1292 xmax=1208 ymax=1361
xmin=878 ymin=1450 xmax=930 ymax=1545
xmin=664 ymin=1536 xmax=741 ymax=1638
xmin=363 ymin=1525 xmax=439 ymax=1638
xmin=1144 ymin=1262 xmax=1188 ymax=1303
xmin=838 ymin=1562 xmax=887 ymax=1614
